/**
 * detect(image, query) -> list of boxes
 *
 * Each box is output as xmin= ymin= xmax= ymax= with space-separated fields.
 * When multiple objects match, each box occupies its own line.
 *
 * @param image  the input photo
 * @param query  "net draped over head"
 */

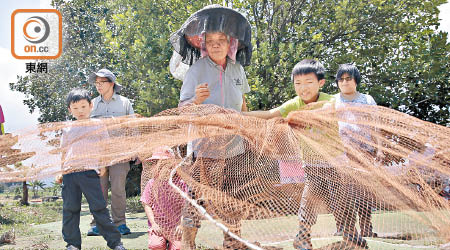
xmin=169 ymin=4 xmax=252 ymax=67
xmin=1 ymin=104 xmax=449 ymax=249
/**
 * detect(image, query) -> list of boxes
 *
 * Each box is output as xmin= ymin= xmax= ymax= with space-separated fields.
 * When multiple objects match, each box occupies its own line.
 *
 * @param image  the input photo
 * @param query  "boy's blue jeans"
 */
xmin=298 ymin=163 xmax=360 ymax=235
xmin=62 ymin=170 xmax=121 ymax=249
xmin=297 ymin=164 xmax=342 ymax=226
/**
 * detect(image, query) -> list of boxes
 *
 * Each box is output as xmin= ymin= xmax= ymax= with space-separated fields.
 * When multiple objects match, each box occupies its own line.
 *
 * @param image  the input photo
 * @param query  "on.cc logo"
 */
xmin=23 ymin=16 xmax=50 ymax=44
xmin=11 ymin=9 xmax=62 ymax=60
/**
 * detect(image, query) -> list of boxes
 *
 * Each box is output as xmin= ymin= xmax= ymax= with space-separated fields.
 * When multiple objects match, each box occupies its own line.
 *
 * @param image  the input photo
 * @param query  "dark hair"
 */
xmin=291 ymin=59 xmax=325 ymax=81
xmin=66 ymin=88 xmax=91 ymax=107
xmin=335 ymin=63 xmax=361 ymax=85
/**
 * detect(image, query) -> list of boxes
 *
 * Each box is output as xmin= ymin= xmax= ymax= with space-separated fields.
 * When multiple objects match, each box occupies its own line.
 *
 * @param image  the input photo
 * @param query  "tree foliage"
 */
xmin=10 ymin=0 xmax=117 ymax=122
xmin=234 ymin=0 xmax=449 ymax=126
xmin=10 ymin=0 xmax=449 ymax=125
xmin=95 ymin=0 xmax=207 ymax=116
xmin=30 ymin=180 xmax=45 ymax=198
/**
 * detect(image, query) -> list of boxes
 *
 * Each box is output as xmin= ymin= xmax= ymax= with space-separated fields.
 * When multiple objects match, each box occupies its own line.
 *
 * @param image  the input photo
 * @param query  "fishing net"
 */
xmin=1 ymin=104 xmax=449 ymax=249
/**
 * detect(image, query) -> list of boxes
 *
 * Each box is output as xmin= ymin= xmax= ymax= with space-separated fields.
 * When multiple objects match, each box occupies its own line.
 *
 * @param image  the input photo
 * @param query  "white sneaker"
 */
xmin=113 ymin=243 xmax=127 ymax=250
xmin=66 ymin=246 xmax=80 ymax=250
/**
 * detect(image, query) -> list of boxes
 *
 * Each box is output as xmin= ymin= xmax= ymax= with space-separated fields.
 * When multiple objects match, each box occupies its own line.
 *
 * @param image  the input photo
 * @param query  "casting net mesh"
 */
xmin=1 ymin=104 xmax=449 ymax=249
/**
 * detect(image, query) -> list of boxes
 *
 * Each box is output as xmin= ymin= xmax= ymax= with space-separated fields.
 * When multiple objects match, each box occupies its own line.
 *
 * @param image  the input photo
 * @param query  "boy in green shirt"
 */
xmin=244 ymin=59 xmax=367 ymax=250
xmin=244 ymin=59 xmax=333 ymax=119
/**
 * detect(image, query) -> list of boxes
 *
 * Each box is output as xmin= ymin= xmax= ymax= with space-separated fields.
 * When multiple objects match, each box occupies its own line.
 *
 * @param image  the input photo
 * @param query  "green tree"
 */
xmin=232 ymin=0 xmax=449 ymax=125
xmin=14 ymin=186 xmax=21 ymax=196
xmin=21 ymin=181 xmax=29 ymax=206
xmin=49 ymin=181 xmax=62 ymax=197
xmin=30 ymin=180 xmax=46 ymax=198
xmin=97 ymin=0 xmax=210 ymax=116
xmin=10 ymin=0 xmax=450 ymax=124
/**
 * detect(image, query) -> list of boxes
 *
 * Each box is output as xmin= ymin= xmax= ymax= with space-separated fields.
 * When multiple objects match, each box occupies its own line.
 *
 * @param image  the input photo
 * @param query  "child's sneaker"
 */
xmin=293 ymin=223 xmax=312 ymax=250
xmin=87 ymin=226 xmax=100 ymax=236
xmin=113 ymin=242 xmax=127 ymax=250
xmin=117 ymin=224 xmax=131 ymax=235
xmin=223 ymin=233 xmax=248 ymax=249
xmin=333 ymin=230 xmax=343 ymax=236
xmin=360 ymin=231 xmax=378 ymax=238
xmin=334 ymin=225 xmax=344 ymax=236
xmin=66 ymin=245 xmax=80 ymax=250
xmin=343 ymin=231 xmax=368 ymax=248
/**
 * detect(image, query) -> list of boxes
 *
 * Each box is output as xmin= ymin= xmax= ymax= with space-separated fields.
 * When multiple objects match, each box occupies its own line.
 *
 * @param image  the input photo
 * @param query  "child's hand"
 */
xmin=175 ymin=224 xmax=183 ymax=238
xmin=99 ymin=167 xmax=107 ymax=177
xmin=151 ymin=223 xmax=163 ymax=236
xmin=55 ymin=174 xmax=63 ymax=184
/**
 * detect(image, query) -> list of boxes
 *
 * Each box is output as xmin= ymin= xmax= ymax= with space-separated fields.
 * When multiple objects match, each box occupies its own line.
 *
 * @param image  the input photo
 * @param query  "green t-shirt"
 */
xmin=277 ymin=92 xmax=335 ymax=118
xmin=276 ymin=92 xmax=342 ymax=164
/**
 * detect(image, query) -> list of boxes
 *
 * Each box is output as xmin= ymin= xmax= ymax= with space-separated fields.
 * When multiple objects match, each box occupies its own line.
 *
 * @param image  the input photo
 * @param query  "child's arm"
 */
xmin=142 ymin=202 xmax=163 ymax=236
xmin=55 ymin=174 xmax=63 ymax=184
xmin=57 ymin=134 xmax=67 ymax=184
xmin=56 ymin=149 xmax=66 ymax=184
xmin=243 ymin=108 xmax=282 ymax=119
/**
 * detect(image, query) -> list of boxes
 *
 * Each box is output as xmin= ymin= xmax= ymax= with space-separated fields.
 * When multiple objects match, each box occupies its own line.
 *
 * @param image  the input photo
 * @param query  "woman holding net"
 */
xmin=170 ymin=4 xmax=253 ymax=249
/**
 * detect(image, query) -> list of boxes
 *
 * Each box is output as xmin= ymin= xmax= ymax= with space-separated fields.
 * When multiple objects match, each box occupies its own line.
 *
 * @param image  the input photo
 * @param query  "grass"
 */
xmin=0 ymin=190 xmax=146 ymax=248
xmin=125 ymin=195 xmax=145 ymax=213
xmin=0 ymin=190 xmax=144 ymax=233
xmin=0 ymin=199 xmax=63 ymax=236
xmin=0 ymin=190 xmax=148 ymax=250
xmin=194 ymin=211 xmax=445 ymax=249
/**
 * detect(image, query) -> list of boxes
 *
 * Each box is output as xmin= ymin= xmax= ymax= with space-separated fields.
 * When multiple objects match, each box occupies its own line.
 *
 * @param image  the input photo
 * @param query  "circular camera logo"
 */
xmin=23 ymin=16 xmax=50 ymax=44
xmin=12 ymin=9 xmax=62 ymax=59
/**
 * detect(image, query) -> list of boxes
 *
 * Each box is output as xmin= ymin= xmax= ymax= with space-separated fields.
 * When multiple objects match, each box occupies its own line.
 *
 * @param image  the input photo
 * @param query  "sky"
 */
xmin=0 ymin=0 xmax=52 ymax=133
xmin=0 ymin=1 xmax=449 ymax=134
